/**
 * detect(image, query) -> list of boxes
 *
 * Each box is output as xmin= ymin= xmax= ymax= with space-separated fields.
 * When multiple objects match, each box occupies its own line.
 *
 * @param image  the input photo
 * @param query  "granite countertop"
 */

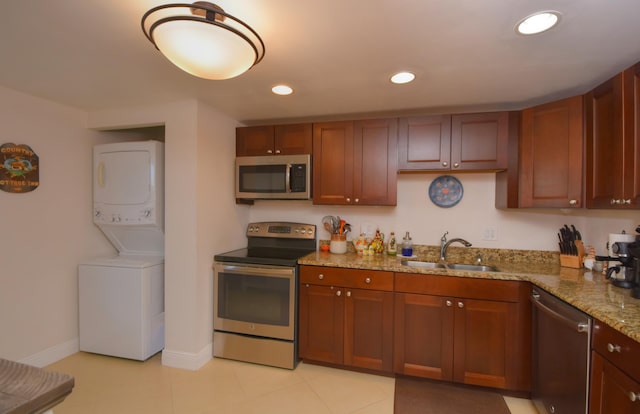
xmin=298 ymin=245 xmax=640 ymax=343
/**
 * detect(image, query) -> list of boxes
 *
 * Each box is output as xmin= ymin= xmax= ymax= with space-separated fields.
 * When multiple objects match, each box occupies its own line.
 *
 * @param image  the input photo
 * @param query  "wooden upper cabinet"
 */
xmin=398 ymin=112 xmax=512 ymax=172
xmin=398 ymin=115 xmax=451 ymax=170
xmin=313 ymin=119 xmax=397 ymax=206
xmin=236 ymin=123 xmax=312 ymax=156
xmin=513 ymin=96 xmax=584 ymax=208
xmin=585 ymin=62 xmax=640 ymax=209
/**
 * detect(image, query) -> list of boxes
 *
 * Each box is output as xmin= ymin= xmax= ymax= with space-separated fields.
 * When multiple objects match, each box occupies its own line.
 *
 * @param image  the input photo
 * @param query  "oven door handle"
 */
xmin=532 ymin=292 xmax=590 ymax=334
xmin=216 ymin=263 xmax=294 ymax=278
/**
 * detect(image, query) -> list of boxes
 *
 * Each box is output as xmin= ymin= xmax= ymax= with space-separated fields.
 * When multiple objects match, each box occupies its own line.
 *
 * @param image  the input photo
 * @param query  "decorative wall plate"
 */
xmin=428 ymin=175 xmax=463 ymax=208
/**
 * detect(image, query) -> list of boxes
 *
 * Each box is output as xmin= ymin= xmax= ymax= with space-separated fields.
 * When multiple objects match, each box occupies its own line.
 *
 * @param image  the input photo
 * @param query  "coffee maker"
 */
xmin=597 ymin=226 xmax=640 ymax=295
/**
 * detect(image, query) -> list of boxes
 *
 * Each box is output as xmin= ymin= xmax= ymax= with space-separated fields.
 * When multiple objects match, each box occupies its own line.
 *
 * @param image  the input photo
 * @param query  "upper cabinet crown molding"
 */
xmin=398 ymin=112 xmax=513 ymax=172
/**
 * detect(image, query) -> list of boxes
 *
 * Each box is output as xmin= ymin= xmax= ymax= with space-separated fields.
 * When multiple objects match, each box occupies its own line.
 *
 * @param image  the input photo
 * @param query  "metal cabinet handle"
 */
xmin=607 ymin=343 xmax=621 ymax=353
xmin=336 ymin=290 xmax=341 ymax=296
xmin=346 ymin=291 xmax=351 ymax=297
xmin=623 ymin=199 xmax=632 ymax=205
xmin=458 ymin=301 xmax=464 ymax=308
xmin=318 ymin=274 xmax=324 ymax=280
xmin=365 ymin=277 xmax=371 ymax=284
xmin=630 ymin=392 xmax=640 ymax=402
xmin=569 ymin=199 xmax=577 ymax=206
xmin=267 ymin=149 xmax=273 ymax=154
xmin=346 ymin=197 xmax=351 ymax=203
xmin=442 ymin=161 xmax=448 ymax=167
xmin=275 ymin=149 xmax=281 ymax=154
xmin=355 ymin=198 xmax=359 ymax=203
xmin=453 ymin=162 xmax=459 ymax=168
xmin=305 ymin=283 xmax=309 ymax=288
xmin=446 ymin=300 xmax=453 ymax=307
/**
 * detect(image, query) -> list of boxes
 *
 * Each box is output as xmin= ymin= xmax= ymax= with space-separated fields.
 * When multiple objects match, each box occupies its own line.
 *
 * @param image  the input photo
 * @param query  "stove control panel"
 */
xmin=246 ymin=222 xmax=316 ymax=239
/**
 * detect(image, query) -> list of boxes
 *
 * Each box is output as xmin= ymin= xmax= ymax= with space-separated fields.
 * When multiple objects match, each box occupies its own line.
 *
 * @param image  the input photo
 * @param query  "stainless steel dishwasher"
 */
xmin=531 ymin=288 xmax=592 ymax=414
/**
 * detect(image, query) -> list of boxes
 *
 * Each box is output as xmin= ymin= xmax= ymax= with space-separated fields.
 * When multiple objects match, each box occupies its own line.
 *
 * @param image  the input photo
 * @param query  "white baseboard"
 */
xmin=161 ymin=343 xmax=212 ymax=371
xmin=18 ymin=338 xmax=80 ymax=368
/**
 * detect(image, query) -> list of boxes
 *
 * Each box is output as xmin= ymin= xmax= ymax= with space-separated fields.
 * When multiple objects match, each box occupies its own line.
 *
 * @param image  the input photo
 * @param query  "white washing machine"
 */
xmin=79 ymin=140 xmax=165 ymax=360
xmin=79 ymin=256 xmax=164 ymax=360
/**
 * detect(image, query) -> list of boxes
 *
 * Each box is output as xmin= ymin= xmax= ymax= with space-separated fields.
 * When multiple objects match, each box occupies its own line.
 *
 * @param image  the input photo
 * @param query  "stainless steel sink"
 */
xmin=445 ymin=263 xmax=499 ymax=272
xmin=400 ymin=260 xmax=498 ymax=272
xmin=400 ymin=260 xmax=445 ymax=269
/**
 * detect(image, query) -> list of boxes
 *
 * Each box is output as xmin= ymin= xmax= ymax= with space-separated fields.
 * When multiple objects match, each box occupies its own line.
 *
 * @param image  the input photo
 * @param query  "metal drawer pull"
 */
xmin=318 ymin=274 xmax=324 ymax=280
xmin=607 ymin=343 xmax=621 ymax=353
xmin=458 ymin=301 xmax=464 ymax=308
xmin=446 ymin=300 xmax=453 ymax=307
xmin=336 ymin=290 xmax=341 ymax=296
xmin=346 ymin=291 xmax=351 ymax=297
xmin=630 ymin=392 xmax=640 ymax=402
xmin=365 ymin=277 xmax=371 ymax=284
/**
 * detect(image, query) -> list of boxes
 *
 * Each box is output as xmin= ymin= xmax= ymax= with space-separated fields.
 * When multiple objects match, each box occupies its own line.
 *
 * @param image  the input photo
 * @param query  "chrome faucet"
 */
xmin=440 ymin=231 xmax=472 ymax=261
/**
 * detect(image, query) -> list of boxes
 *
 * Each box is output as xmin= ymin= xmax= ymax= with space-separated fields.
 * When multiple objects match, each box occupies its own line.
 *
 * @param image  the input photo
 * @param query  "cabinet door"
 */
xmin=236 ymin=126 xmax=275 ymax=156
xmin=274 ymin=123 xmax=313 ymax=155
xmin=451 ymin=112 xmax=509 ymax=171
xmin=590 ymin=352 xmax=640 ymax=414
xmin=453 ymin=298 xmax=517 ymax=390
xmin=398 ymin=115 xmax=451 ymax=170
xmin=519 ymin=96 xmax=583 ymax=207
xmin=344 ymin=288 xmax=394 ymax=372
xmin=623 ymin=63 xmax=640 ymax=206
xmin=312 ymin=121 xmax=354 ymax=205
xmin=393 ymin=293 xmax=454 ymax=380
xmin=353 ymin=118 xmax=398 ymax=205
xmin=585 ymin=73 xmax=625 ymax=208
xmin=298 ymin=284 xmax=344 ymax=364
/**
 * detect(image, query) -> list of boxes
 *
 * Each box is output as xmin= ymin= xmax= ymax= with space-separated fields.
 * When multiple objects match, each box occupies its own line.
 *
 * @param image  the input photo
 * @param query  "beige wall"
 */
xmin=0 ymin=86 xmax=115 ymax=362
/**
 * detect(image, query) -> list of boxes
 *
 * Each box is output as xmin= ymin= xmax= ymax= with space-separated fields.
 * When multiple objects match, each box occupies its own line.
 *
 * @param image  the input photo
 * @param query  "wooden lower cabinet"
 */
xmin=394 ymin=274 xmax=531 ymax=391
xmin=590 ymin=319 xmax=640 ymax=413
xmin=298 ymin=266 xmax=394 ymax=373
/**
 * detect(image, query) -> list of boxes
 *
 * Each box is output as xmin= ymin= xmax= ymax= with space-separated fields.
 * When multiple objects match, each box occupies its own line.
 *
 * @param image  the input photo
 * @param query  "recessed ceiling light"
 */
xmin=272 ymin=85 xmax=293 ymax=95
xmin=516 ymin=11 xmax=561 ymax=35
xmin=390 ymin=72 xmax=415 ymax=84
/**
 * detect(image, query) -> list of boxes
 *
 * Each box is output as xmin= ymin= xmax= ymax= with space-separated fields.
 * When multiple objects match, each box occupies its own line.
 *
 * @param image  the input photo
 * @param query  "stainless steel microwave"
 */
xmin=235 ymin=154 xmax=311 ymax=200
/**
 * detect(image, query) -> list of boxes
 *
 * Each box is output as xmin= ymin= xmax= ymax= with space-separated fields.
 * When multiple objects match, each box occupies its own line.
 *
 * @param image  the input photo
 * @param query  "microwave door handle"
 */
xmin=286 ymin=164 xmax=292 ymax=193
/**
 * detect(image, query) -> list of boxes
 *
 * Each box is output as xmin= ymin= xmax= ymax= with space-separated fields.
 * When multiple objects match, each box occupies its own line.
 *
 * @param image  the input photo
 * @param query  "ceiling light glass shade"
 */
xmin=516 ymin=11 xmax=561 ymax=35
xmin=142 ymin=2 xmax=265 ymax=80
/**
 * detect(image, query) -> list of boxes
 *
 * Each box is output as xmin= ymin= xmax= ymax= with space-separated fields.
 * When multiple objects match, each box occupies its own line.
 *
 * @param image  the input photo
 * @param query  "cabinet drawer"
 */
xmin=394 ymin=273 xmax=525 ymax=302
xmin=300 ymin=266 xmax=394 ymax=291
xmin=593 ymin=319 xmax=640 ymax=381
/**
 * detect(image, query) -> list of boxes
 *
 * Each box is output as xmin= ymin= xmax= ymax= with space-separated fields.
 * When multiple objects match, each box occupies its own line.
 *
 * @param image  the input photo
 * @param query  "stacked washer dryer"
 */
xmin=79 ymin=140 xmax=165 ymax=360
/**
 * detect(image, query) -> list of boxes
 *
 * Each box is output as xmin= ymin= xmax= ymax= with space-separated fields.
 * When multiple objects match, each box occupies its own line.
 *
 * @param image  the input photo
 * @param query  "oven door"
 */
xmin=214 ymin=262 xmax=296 ymax=341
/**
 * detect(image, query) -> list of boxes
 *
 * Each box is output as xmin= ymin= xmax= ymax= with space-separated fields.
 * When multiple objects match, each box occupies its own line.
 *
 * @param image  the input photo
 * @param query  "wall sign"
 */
xmin=0 ymin=143 xmax=39 ymax=193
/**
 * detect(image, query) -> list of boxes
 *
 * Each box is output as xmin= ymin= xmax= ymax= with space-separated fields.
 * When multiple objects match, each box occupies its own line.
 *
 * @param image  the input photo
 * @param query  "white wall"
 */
xmin=0 ymin=86 xmax=114 ymax=363
xmin=247 ymin=173 xmax=639 ymax=257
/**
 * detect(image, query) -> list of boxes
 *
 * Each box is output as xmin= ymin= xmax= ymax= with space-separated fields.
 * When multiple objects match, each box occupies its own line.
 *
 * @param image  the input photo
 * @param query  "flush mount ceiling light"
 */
xmin=272 ymin=85 xmax=293 ymax=95
xmin=141 ymin=2 xmax=265 ymax=80
xmin=516 ymin=11 xmax=561 ymax=35
xmin=390 ymin=71 xmax=416 ymax=84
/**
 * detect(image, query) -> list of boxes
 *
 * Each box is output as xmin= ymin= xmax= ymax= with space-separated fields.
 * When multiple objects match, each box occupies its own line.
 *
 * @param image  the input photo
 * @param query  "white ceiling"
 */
xmin=2 ymin=0 xmax=640 ymax=124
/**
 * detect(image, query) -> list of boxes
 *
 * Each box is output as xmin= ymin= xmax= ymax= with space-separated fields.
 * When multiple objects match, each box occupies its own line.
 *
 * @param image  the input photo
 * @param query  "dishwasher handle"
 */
xmin=532 ymin=291 xmax=590 ymax=334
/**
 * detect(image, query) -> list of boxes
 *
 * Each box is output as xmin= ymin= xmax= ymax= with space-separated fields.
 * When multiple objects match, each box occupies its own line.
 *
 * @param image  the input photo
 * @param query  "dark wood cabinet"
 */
xmin=394 ymin=274 xmax=531 ymax=391
xmin=298 ymin=266 xmax=394 ymax=373
xmin=585 ymin=62 xmax=640 ymax=209
xmin=398 ymin=112 xmax=513 ymax=172
xmin=313 ymin=119 xmax=397 ymax=205
xmin=590 ymin=320 xmax=640 ymax=414
xmin=236 ymin=123 xmax=312 ymax=156
xmin=496 ymin=96 xmax=583 ymax=208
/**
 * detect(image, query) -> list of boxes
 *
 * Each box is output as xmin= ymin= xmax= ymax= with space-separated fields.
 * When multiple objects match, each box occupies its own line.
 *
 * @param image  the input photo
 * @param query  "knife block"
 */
xmin=560 ymin=240 xmax=585 ymax=268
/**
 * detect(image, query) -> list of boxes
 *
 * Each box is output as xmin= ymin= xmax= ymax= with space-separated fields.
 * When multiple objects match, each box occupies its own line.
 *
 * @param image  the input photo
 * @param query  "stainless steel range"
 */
xmin=213 ymin=222 xmax=316 ymax=369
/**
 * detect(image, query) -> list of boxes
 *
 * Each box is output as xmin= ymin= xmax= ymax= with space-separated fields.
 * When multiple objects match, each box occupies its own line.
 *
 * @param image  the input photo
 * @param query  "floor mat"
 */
xmin=394 ymin=376 xmax=511 ymax=414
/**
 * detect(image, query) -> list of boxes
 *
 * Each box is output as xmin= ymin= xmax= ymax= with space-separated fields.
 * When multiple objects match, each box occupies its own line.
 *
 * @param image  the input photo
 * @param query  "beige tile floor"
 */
xmin=46 ymin=352 xmax=537 ymax=414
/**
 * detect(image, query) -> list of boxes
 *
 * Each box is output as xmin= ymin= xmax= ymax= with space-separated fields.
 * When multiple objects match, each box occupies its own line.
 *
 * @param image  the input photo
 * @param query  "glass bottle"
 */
xmin=401 ymin=231 xmax=413 ymax=257
xmin=387 ymin=232 xmax=397 ymax=255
